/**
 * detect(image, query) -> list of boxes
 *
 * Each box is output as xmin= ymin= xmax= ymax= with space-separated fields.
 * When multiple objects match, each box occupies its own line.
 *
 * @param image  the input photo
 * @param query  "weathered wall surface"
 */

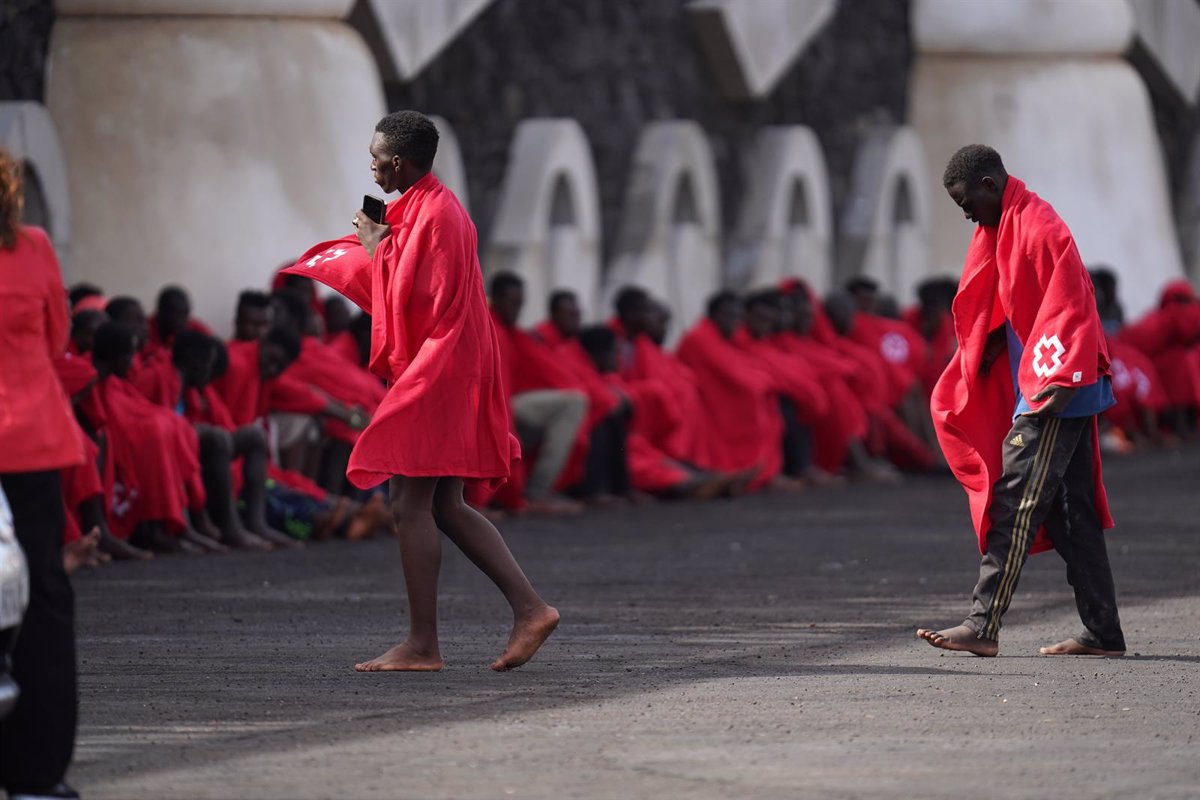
xmin=384 ymin=0 xmax=913 ymax=277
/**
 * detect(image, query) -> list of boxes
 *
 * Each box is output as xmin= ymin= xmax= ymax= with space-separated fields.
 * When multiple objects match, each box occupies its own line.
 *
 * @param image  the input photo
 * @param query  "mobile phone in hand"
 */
xmin=362 ymin=195 xmax=386 ymax=224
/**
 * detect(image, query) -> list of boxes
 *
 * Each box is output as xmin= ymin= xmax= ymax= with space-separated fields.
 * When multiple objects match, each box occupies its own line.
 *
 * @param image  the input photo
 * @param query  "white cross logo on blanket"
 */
xmin=880 ymin=332 xmax=910 ymax=364
xmin=302 ymin=246 xmax=348 ymax=268
xmin=1031 ymin=334 xmax=1066 ymax=378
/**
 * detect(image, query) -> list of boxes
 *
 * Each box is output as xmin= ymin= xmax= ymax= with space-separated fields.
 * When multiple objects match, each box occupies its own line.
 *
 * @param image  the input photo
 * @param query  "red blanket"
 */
xmin=676 ymin=318 xmax=781 ymax=488
xmin=283 ymin=173 xmax=518 ymax=488
xmin=932 ymin=177 xmax=1112 ymax=554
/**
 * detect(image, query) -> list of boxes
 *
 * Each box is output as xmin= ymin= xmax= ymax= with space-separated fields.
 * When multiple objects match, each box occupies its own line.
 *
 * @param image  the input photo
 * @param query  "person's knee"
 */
xmin=562 ymin=390 xmax=587 ymax=424
xmin=198 ymin=425 xmax=233 ymax=459
xmin=431 ymin=494 xmax=467 ymax=530
xmin=390 ymin=489 xmax=437 ymax=530
xmin=233 ymin=424 xmax=267 ymax=455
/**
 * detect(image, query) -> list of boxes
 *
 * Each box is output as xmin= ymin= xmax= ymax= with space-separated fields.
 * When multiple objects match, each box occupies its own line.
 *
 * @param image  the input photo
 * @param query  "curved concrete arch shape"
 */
xmin=606 ymin=121 xmax=721 ymax=341
xmin=839 ymin=126 xmax=932 ymax=304
xmin=729 ymin=125 xmax=833 ymax=294
xmin=484 ymin=119 xmax=602 ymax=326
xmin=0 ymin=102 xmax=72 ymax=266
xmin=429 ymin=115 xmax=469 ymax=214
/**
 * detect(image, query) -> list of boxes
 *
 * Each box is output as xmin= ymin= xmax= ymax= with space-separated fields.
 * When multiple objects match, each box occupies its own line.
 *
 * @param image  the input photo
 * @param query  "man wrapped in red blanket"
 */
xmin=917 ymin=145 xmax=1125 ymax=659
xmin=282 ymin=111 xmax=557 ymax=673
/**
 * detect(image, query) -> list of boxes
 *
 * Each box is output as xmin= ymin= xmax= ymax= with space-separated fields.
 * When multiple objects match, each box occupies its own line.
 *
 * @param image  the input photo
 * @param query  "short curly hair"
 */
xmin=942 ymin=144 xmax=1006 ymax=188
xmin=375 ymin=110 xmax=439 ymax=169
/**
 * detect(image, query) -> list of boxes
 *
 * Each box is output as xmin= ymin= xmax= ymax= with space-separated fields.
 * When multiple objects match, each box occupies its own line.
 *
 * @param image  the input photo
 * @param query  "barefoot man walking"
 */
xmin=917 ymin=145 xmax=1126 ymax=658
xmin=285 ymin=111 xmax=558 ymax=671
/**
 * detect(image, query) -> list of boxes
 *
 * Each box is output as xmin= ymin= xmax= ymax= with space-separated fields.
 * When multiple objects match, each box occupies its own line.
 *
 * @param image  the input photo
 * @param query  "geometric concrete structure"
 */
xmin=687 ymin=0 xmax=838 ymax=99
xmin=352 ymin=0 xmax=495 ymax=83
xmin=838 ymin=126 xmax=932 ymax=304
xmin=429 ymin=115 xmax=470 ymax=214
xmin=909 ymin=0 xmax=1186 ymax=317
xmin=728 ymin=126 xmax=833 ymax=294
xmin=484 ymin=119 xmax=602 ymax=326
xmin=605 ymin=121 xmax=722 ymax=341
xmin=1128 ymin=0 xmax=1200 ymax=103
xmin=46 ymin=3 xmax=386 ymax=334
xmin=0 ymin=101 xmax=72 ymax=265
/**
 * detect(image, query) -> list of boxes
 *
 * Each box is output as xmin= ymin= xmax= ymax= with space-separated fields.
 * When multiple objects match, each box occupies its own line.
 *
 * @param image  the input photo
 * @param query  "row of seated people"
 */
xmin=59 ymin=263 xmax=1191 ymax=572
xmin=469 ymin=272 xmax=952 ymax=515
xmin=1089 ymin=268 xmax=1200 ymax=449
xmin=57 ymin=282 xmax=393 ymax=569
xmin=55 ymin=267 xmax=953 ymax=570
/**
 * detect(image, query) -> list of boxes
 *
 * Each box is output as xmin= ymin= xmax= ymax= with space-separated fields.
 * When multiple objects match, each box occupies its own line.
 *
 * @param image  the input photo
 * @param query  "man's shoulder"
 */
xmin=1016 ymin=187 xmax=1074 ymax=247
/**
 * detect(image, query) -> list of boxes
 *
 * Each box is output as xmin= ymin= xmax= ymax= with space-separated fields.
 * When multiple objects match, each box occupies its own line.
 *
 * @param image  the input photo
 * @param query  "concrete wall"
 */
xmin=910 ymin=0 xmax=1185 ymax=317
xmin=46 ymin=10 xmax=385 ymax=334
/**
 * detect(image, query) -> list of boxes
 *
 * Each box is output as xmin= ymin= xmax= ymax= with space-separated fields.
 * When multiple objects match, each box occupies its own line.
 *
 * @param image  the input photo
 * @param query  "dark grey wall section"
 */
xmin=378 ymin=0 xmax=914 ymax=262
xmin=0 ymin=0 xmax=54 ymax=102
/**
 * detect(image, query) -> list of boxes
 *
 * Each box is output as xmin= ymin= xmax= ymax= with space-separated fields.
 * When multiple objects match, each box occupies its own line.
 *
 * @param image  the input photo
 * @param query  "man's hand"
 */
xmin=978 ymin=326 xmax=1007 ymax=376
xmin=1022 ymin=384 xmax=1078 ymax=417
xmin=353 ymin=210 xmax=390 ymax=258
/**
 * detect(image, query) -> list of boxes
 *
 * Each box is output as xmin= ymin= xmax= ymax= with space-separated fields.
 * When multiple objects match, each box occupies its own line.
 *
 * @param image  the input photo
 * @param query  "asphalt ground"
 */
xmin=66 ymin=445 xmax=1200 ymax=800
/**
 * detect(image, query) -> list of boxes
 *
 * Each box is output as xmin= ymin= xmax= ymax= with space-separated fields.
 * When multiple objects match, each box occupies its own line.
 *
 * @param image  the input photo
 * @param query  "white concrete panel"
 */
xmin=913 ymin=0 xmax=1132 ymax=55
xmin=910 ymin=56 xmax=1185 ymax=317
xmin=485 ymin=119 xmax=602 ymax=326
xmin=687 ymin=0 xmax=837 ymax=99
xmin=58 ymin=0 xmax=353 ymax=17
xmin=606 ymin=121 xmax=721 ymax=341
xmin=429 ymin=115 xmax=469 ymax=214
xmin=839 ymin=127 xmax=932 ymax=305
xmin=729 ymin=125 xmax=833 ymax=294
xmin=47 ymin=16 xmax=385 ymax=335
xmin=0 ymin=102 xmax=72 ymax=266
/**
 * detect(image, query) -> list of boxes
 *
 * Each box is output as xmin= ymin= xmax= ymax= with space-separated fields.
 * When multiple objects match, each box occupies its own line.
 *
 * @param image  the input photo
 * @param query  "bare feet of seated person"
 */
xmin=1039 ymin=638 xmax=1125 ymax=657
xmin=354 ymin=640 xmax=444 ymax=672
xmin=491 ymin=605 xmax=560 ymax=671
xmin=916 ymin=624 xmax=999 ymax=657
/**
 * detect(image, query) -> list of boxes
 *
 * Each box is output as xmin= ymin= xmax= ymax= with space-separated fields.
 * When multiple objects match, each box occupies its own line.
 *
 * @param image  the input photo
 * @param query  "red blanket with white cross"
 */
xmin=931 ymin=177 xmax=1112 ymax=554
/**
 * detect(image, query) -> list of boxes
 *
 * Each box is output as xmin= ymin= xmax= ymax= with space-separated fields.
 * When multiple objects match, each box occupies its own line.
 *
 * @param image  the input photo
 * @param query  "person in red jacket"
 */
xmin=283 ymin=111 xmax=557 ymax=671
xmin=0 ymin=147 xmax=87 ymax=799
xmin=1117 ymin=280 xmax=1200 ymax=436
xmin=918 ymin=144 xmax=1125 ymax=658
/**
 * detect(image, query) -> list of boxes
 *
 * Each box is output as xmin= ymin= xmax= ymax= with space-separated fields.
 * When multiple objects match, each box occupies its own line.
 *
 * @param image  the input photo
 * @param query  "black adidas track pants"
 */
xmin=963 ymin=414 xmax=1126 ymax=650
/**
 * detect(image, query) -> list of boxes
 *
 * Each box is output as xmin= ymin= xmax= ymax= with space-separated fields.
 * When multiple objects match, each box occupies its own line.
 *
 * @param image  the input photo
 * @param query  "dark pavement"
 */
xmin=68 ymin=446 xmax=1200 ymax=799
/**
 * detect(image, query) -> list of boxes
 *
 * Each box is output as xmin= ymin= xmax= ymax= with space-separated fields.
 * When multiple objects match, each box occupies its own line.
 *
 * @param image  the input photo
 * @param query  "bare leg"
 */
xmin=232 ymin=425 xmax=291 ymax=546
xmin=355 ymin=476 xmax=444 ymax=672
xmin=197 ymin=424 xmax=276 ymax=550
xmin=433 ymin=478 xmax=559 ymax=671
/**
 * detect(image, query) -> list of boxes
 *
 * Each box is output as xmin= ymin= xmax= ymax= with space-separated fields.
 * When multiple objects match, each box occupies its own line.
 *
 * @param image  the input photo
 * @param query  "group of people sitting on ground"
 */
xmin=53 ymin=260 xmax=1196 ymax=573
xmin=1090 ymin=268 xmax=1200 ymax=451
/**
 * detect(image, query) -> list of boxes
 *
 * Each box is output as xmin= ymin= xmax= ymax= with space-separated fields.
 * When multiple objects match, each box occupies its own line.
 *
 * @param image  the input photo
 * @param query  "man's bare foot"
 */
xmin=1039 ymin=638 xmax=1125 ymax=657
xmin=768 ymin=476 xmax=806 ymax=494
xmin=804 ymin=467 xmax=846 ymax=488
xmin=64 ymin=529 xmax=102 ymax=574
xmin=491 ymin=605 xmax=560 ymax=671
xmin=98 ymin=532 xmax=153 ymax=561
xmin=354 ymin=640 xmax=444 ymax=672
xmin=724 ymin=467 xmax=759 ymax=498
xmin=184 ymin=527 xmax=229 ymax=553
xmin=916 ymin=624 xmax=998 ymax=657
xmin=221 ymin=527 xmax=273 ymax=551
xmin=249 ymin=522 xmax=302 ymax=549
